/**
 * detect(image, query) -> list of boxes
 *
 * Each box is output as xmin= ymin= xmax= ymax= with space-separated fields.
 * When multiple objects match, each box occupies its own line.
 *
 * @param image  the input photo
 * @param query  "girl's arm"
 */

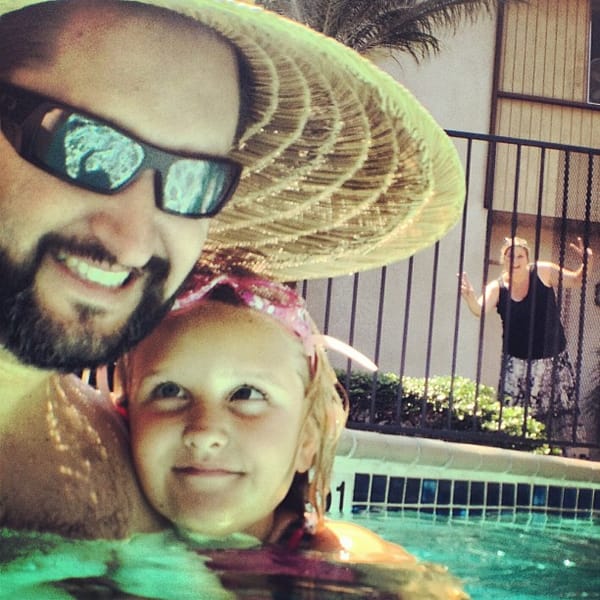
xmin=459 ymin=272 xmax=500 ymax=317
xmin=537 ymin=237 xmax=594 ymax=289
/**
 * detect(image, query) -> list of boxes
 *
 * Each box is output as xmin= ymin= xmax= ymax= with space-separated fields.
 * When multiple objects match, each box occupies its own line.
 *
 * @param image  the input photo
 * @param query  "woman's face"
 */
xmin=503 ymin=246 xmax=529 ymax=272
xmin=126 ymin=301 xmax=317 ymax=540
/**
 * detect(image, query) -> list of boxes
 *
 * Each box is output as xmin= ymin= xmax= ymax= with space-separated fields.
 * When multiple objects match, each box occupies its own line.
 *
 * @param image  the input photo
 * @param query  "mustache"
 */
xmin=38 ymin=234 xmax=149 ymax=279
xmin=0 ymin=233 xmax=172 ymax=370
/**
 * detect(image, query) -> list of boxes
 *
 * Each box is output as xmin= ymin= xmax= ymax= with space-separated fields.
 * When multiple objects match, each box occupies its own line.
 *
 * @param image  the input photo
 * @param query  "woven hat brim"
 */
xmin=0 ymin=0 xmax=465 ymax=281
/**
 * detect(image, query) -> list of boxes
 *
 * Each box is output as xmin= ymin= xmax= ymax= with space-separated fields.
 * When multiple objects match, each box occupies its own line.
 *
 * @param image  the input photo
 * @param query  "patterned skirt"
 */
xmin=499 ymin=349 xmax=585 ymax=443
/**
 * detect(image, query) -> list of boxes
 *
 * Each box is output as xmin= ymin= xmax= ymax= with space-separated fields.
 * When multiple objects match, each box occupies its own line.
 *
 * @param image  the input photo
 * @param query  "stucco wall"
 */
xmin=304 ymin=15 xmax=498 ymax=382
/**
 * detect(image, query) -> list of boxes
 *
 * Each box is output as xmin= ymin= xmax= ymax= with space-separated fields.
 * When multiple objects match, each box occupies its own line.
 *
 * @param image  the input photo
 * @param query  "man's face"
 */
xmin=0 ymin=5 xmax=241 ymax=369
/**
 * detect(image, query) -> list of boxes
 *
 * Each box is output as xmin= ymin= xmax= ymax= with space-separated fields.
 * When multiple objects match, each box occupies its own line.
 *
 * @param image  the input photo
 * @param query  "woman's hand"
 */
xmin=459 ymin=272 xmax=475 ymax=299
xmin=569 ymin=236 xmax=593 ymax=261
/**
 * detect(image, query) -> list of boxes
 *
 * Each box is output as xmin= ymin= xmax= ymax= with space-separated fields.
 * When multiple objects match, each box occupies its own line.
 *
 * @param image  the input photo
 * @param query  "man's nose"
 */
xmin=88 ymin=171 xmax=161 ymax=268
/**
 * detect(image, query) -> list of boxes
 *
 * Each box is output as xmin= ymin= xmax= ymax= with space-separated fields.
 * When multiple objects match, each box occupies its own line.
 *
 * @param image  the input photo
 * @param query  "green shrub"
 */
xmin=337 ymin=370 xmax=547 ymax=451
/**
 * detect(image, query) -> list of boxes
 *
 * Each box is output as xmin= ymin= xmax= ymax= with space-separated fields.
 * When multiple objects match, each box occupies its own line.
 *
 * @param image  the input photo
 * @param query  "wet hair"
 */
xmin=289 ymin=339 xmax=349 ymax=523
xmin=0 ymin=0 xmax=254 ymax=144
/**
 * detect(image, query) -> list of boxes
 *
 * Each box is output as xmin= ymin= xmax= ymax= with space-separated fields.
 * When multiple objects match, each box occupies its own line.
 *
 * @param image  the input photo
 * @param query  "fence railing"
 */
xmin=301 ymin=130 xmax=600 ymax=457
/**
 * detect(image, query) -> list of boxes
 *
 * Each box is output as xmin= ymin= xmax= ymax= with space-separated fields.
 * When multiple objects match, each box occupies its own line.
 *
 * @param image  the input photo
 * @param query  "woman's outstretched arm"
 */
xmin=459 ymin=272 xmax=500 ymax=317
xmin=537 ymin=237 xmax=594 ymax=289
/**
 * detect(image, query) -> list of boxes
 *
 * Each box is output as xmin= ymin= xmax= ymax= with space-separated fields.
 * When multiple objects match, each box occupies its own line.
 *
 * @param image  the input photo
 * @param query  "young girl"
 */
xmin=116 ymin=265 xmax=411 ymax=561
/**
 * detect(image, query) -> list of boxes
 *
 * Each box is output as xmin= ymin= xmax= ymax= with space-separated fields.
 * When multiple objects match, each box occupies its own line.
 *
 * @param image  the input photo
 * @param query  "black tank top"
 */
xmin=496 ymin=267 xmax=566 ymax=359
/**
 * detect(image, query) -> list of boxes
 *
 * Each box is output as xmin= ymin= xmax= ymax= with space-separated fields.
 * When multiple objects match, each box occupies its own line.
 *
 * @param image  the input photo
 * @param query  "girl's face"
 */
xmin=126 ymin=301 xmax=317 ymax=540
xmin=503 ymin=246 xmax=529 ymax=271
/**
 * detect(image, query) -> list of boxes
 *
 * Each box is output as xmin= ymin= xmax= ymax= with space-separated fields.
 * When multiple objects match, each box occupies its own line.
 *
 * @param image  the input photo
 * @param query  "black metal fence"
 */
xmin=301 ymin=130 xmax=600 ymax=457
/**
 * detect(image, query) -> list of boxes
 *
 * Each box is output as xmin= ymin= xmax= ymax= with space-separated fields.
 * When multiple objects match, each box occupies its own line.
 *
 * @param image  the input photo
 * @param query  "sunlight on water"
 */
xmin=0 ymin=525 xmax=467 ymax=599
xmin=2 ymin=513 xmax=598 ymax=599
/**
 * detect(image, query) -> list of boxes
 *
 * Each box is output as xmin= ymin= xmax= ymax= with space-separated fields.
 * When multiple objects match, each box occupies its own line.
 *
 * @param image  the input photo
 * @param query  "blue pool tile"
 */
xmin=405 ymin=478 xmax=421 ymax=504
xmin=563 ymin=488 xmax=577 ymax=510
xmin=370 ymin=474 xmax=387 ymax=503
xmin=548 ymin=486 xmax=563 ymax=508
xmin=388 ymin=477 xmax=405 ymax=504
xmin=453 ymin=481 xmax=469 ymax=505
xmin=353 ymin=473 xmax=370 ymax=502
xmin=517 ymin=483 xmax=531 ymax=506
xmin=577 ymin=488 xmax=592 ymax=510
xmin=487 ymin=483 xmax=500 ymax=506
xmin=438 ymin=480 xmax=452 ymax=505
xmin=502 ymin=483 xmax=516 ymax=506
xmin=470 ymin=481 xmax=485 ymax=506
xmin=533 ymin=485 xmax=547 ymax=506
xmin=421 ymin=480 xmax=437 ymax=504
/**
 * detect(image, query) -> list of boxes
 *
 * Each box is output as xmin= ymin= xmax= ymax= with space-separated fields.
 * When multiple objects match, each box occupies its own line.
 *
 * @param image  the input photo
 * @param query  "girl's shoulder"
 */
xmin=310 ymin=519 xmax=416 ymax=564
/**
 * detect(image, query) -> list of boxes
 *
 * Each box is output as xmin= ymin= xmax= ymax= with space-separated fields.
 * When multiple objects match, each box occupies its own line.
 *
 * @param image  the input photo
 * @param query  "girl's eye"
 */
xmin=150 ymin=381 xmax=188 ymax=400
xmin=140 ymin=381 xmax=190 ymax=413
xmin=229 ymin=385 xmax=267 ymax=402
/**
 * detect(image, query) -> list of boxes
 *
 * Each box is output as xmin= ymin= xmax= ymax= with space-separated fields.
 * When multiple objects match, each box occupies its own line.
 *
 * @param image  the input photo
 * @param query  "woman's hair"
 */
xmin=500 ymin=236 xmax=530 ymax=266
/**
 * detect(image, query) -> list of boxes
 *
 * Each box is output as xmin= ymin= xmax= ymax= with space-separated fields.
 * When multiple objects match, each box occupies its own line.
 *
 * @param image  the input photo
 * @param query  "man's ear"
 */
xmin=294 ymin=417 xmax=319 ymax=474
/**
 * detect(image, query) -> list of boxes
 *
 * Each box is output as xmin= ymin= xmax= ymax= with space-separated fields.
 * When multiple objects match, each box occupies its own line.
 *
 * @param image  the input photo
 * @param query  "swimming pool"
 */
xmin=2 ymin=510 xmax=597 ymax=599
xmin=350 ymin=511 xmax=600 ymax=599
xmin=2 ymin=430 xmax=599 ymax=599
xmin=334 ymin=429 xmax=600 ymax=599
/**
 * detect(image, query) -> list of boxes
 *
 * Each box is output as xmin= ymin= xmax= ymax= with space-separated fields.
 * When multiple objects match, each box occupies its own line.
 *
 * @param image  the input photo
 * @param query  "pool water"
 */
xmin=0 ymin=525 xmax=467 ymax=599
xmin=349 ymin=511 xmax=600 ymax=600
xmin=1 ymin=512 xmax=598 ymax=599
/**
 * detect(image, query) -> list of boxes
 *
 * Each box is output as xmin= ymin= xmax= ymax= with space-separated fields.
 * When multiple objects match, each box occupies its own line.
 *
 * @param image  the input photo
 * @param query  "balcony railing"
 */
xmin=301 ymin=130 xmax=600 ymax=456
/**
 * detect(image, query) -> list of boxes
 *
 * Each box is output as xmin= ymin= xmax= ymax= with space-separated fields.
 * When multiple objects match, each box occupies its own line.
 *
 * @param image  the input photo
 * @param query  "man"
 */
xmin=0 ymin=0 xmax=241 ymax=370
xmin=0 ymin=0 xmax=465 ymax=537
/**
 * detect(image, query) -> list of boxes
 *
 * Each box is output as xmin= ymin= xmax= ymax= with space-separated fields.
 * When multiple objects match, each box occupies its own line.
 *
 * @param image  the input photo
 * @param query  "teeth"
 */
xmin=60 ymin=254 xmax=130 ymax=288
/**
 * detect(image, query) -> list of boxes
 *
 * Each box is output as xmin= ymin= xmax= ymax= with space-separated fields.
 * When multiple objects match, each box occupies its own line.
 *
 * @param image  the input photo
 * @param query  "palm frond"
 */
xmin=259 ymin=0 xmax=517 ymax=60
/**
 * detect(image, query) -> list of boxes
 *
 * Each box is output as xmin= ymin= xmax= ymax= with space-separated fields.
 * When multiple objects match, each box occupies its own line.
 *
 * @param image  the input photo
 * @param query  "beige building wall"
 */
xmin=304 ymin=13 xmax=498 ymax=381
xmin=304 ymin=1 xmax=600 ymax=437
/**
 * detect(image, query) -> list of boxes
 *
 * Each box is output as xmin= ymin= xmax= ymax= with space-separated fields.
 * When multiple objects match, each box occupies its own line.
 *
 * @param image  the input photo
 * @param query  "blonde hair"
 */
xmin=296 ymin=332 xmax=348 ymax=522
xmin=500 ymin=236 xmax=530 ymax=266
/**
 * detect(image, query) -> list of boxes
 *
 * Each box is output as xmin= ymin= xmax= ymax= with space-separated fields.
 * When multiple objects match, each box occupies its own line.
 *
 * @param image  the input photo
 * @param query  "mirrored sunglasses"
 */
xmin=0 ymin=82 xmax=242 ymax=218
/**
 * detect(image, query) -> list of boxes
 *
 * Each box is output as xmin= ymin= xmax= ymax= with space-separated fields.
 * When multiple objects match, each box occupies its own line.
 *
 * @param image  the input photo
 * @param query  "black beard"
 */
xmin=0 ymin=234 xmax=174 ymax=371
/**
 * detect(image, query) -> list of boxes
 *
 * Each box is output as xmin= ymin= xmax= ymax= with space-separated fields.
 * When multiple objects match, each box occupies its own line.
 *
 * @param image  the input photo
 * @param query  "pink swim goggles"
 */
xmin=172 ymin=271 xmax=377 ymax=374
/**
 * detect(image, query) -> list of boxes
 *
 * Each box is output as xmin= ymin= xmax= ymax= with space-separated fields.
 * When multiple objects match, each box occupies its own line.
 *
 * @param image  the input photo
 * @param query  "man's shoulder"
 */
xmin=0 ymin=373 xmax=162 ymax=539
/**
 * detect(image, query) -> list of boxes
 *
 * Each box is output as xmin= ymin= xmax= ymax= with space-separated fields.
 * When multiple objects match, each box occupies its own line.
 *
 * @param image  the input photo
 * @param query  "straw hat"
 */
xmin=0 ymin=0 xmax=465 ymax=281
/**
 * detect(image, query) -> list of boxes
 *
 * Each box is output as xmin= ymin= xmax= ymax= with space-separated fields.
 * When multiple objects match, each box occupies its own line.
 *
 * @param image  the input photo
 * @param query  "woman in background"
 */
xmin=460 ymin=236 xmax=592 ymax=451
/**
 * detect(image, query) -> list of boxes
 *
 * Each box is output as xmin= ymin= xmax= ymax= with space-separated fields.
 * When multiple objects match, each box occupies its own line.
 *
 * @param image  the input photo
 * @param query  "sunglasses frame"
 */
xmin=0 ymin=81 xmax=242 ymax=218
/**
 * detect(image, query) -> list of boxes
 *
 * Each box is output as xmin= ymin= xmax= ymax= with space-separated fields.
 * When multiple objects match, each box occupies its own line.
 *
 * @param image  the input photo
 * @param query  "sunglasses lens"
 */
xmin=33 ymin=110 xmax=144 ymax=191
xmin=23 ymin=101 xmax=240 ymax=218
xmin=163 ymin=159 xmax=238 ymax=217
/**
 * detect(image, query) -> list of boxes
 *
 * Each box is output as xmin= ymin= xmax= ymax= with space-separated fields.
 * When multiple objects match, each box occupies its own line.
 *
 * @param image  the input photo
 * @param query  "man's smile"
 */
xmin=58 ymin=251 xmax=132 ymax=288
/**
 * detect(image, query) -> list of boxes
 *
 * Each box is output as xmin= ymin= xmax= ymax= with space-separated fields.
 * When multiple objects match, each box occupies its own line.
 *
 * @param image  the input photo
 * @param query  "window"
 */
xmin=589 ymin=0 xmax=600 ymax=103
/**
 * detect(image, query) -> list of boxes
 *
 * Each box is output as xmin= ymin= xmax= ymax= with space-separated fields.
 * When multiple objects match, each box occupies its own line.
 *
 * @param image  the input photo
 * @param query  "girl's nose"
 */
xmin=182 ymin=408 xmax=229 ymax=452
